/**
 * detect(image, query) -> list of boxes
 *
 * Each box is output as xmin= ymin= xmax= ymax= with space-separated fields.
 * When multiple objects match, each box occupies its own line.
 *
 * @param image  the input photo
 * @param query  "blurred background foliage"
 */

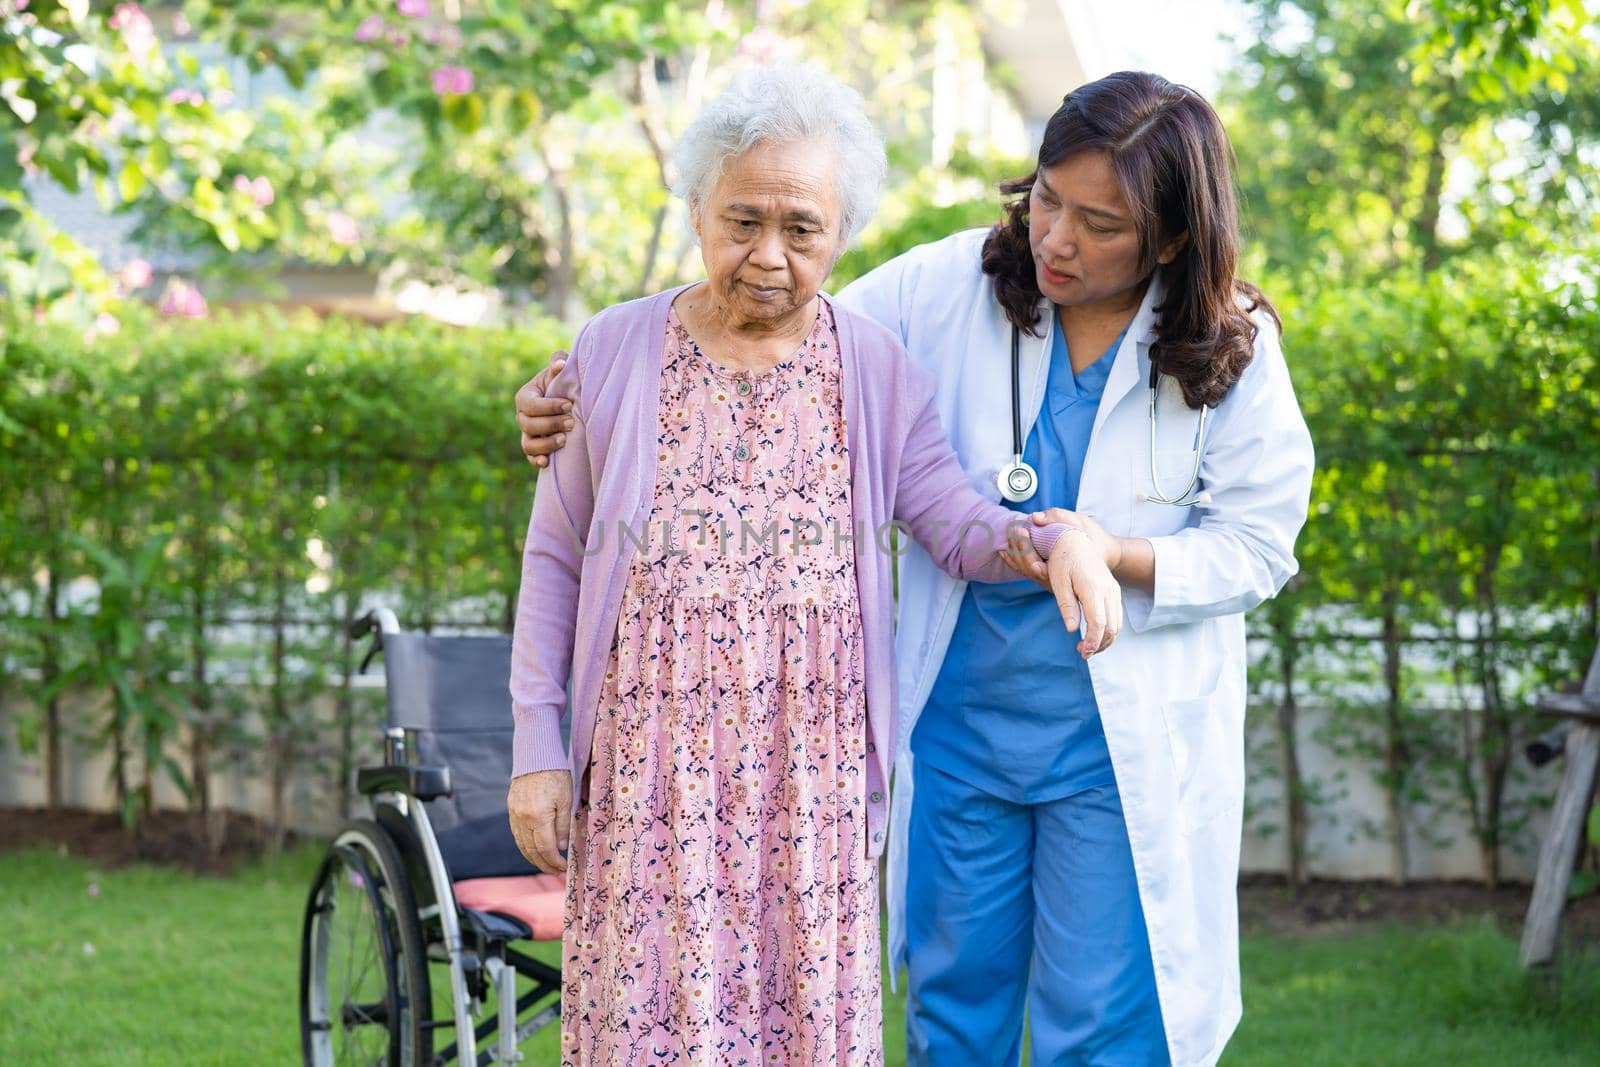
xmin=1 ymin=0 xmax=1598 ymax=883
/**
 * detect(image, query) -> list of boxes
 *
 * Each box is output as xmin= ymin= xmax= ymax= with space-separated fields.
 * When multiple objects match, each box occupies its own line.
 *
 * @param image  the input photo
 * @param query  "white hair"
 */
xmin=670 ymin=62 xmax=887 ymax=243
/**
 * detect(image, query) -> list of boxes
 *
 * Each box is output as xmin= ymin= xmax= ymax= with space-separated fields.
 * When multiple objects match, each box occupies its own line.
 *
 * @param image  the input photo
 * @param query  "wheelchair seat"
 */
xmin=453 ymin=874 xmax=566 ymax=942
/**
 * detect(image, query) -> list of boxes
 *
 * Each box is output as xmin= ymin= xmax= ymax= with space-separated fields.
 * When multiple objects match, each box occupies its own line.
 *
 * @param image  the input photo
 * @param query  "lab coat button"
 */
xmin=870 ymin=791 xmax=883 ymax=803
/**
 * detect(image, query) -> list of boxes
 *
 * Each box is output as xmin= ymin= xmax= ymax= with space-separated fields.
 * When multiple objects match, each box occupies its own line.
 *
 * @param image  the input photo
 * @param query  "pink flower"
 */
xmin=108 ymin=3 xmax=156 ymax=59
xmin=166 ymin=88 xmax=204 ymax=106
xmin=120 ymin=258 xmax=152 ymax=289
xmin=171 ymin=11 xmax=190 ymax=35
xmin=326 ymin=210 xmax=359 ymax=246
xmin=396 ymin=0 xmax=429 ymax=16
xmin=387 ymin=27 xmax=410 ymax=47
xmin=424 ymin=23 xmax=464 ymax=49
xmin=95 ymin=312 xmax=121 ymax=336
xmin=159 ymin=280 xmax=208 ymax=318
xmin=210 ymin=88 xmax=235 ymax=107
xmin=430 ymin=65 xmax=473 ymax=95
xmin=737 ymin=26 xmax=783 ymax=64
xmin=353 ymin=15 xmax=384 ymax=42
xmin=87 ymin=881 xmax=100 ymax=897
xmin=231 ymin=174 xmax=274 ymax=207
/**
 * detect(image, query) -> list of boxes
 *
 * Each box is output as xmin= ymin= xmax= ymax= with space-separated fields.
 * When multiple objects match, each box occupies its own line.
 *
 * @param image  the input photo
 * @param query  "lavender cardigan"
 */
xmin=510 ymin=285 xmax=1061 ymax=858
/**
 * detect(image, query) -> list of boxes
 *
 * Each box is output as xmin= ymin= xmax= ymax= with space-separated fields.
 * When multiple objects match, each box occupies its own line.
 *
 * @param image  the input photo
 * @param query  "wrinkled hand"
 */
xmin=1046 ymin=530 xmax=1123 ymax=657
xmin=1001 ymin=521 xmax=1051 ymax=590
xmin=516 ymin=353 xmax=574 ymax=468
xmin=507 ymin=769 xmax=572 ymax=874
xmin=1028 ymin=508 xmax=1123 ymax=573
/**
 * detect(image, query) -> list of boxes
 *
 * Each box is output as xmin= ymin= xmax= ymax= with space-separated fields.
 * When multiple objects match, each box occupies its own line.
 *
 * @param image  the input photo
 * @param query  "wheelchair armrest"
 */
xmin=356 ymin=763 xmax=452 ymax=801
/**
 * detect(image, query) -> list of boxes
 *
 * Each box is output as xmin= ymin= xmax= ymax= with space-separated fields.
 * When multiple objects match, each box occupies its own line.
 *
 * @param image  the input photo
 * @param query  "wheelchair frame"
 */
xmin=299 ymin=608 xmax=562 ymax=1066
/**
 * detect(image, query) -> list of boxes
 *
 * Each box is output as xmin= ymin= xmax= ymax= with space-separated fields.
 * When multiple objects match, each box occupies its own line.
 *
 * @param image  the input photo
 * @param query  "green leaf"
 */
xmin=192 ymin=176 xmax=221 ymax=216
xmin=510 ymin=90 xmax=540 ymax=132
xmin=162 ymin=755 xmax=194 ymax=799
xmin=114 ymin=611 xmax=140 ymax=653
xmin=442 ymin=92 xmax=485 ymax=134
xmin=117 ymin=162 xmax=146 ymax=203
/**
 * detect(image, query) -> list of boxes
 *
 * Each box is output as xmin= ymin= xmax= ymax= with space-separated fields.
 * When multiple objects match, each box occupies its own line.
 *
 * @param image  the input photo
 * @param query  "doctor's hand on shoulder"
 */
xmin=516 ymin=355 xmax=574 ymax=469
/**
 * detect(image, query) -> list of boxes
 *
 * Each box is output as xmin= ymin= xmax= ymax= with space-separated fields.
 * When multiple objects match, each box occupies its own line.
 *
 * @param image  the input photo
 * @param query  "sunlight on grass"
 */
xmin=1 ymin=847 xmax=1595 ymax=1066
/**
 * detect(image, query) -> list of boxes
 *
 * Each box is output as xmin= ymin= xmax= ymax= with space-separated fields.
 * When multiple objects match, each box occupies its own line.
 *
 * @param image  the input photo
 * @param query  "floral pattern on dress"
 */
xmin=561 ymin=302 xmax=881 ymax=1067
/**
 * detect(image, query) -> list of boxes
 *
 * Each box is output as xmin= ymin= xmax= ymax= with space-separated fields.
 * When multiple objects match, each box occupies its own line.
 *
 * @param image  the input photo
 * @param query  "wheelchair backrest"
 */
xmin=379 ymin=632 xmax=562 ymax=880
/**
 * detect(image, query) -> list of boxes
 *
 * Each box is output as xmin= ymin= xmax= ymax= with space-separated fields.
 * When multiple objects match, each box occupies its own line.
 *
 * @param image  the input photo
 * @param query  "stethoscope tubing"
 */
xmin=999 ymin=322 xmax=1210 ymax=508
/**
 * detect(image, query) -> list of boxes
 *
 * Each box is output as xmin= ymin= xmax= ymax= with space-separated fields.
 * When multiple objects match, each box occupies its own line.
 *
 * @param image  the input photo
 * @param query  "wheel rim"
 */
xmin=303 ymin=845 xmax=399 ymax=1067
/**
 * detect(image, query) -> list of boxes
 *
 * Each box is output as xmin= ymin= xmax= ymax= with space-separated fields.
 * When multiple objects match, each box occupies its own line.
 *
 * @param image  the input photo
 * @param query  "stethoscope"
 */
xmin=995 ymin=325 xmax=1213 ymax=507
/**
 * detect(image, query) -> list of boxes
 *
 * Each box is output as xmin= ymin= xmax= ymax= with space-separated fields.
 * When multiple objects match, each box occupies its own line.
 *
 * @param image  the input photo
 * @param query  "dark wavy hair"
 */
xmin=981 ymin=71 xmax=1277 ymax=408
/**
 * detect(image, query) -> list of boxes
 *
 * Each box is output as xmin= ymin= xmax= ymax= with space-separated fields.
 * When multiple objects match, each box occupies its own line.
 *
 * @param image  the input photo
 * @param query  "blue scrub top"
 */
xmin=911 ymin=317 xmax=1128 ymax=804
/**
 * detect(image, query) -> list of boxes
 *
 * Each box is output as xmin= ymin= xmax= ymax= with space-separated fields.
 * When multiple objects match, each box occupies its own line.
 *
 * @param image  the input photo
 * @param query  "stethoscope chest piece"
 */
xmin=997 ymin=458 xmax=1038 ymax=503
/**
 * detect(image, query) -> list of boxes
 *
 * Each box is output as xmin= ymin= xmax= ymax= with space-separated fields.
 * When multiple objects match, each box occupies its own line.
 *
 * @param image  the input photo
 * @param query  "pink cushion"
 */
xmin=451 ymin=875 xmax=566 ymax=942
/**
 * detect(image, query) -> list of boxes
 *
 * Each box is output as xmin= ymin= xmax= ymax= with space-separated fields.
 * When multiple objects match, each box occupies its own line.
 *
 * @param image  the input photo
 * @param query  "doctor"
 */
xmin=515 ymin=71 xmax=1313 ymax=1067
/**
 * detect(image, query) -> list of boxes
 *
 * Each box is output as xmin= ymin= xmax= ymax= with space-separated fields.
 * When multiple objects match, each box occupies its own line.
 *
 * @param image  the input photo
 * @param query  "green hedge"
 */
xmin=0 ymin=306 xmax=569 ymax=829
xmin=1252 ymin=256 xmax=1600 ymax=885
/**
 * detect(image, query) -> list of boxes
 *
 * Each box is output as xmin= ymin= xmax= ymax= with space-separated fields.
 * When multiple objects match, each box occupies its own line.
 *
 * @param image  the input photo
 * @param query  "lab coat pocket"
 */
xmin=1127 ymin=450 xmax=1201 ymax=537
xmin=1159 ymin=690 xmax=1242 ymax=835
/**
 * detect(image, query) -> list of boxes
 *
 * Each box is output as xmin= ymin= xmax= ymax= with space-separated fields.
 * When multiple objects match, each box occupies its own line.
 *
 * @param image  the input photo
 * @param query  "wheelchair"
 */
xmin=299 ymin=609 xmax=565 ymax=1065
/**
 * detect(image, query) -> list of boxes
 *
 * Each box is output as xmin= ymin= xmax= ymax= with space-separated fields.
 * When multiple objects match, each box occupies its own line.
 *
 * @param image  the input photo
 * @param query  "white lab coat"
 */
xmin=835 ymin=229 xmax=1314 ymax=1067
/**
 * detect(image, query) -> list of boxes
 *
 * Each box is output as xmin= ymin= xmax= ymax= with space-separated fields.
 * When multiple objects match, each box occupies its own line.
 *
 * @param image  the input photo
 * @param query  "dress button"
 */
xmin=735 ymin=445 xmax=750 ymax=461
xmin=736 ymin=379 xmax=753 ymax=396
xmin=870 ymin=791 xmax=883 ymax=804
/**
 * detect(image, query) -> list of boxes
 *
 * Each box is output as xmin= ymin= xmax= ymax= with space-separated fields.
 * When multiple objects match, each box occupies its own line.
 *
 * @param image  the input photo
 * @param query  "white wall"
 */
xmin=0 ymin=687 xmax=1557 ymax=881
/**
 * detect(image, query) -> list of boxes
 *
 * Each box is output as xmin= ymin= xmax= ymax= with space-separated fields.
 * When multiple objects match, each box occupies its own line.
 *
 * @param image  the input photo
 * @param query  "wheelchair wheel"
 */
xmin=301 ymin=819 xmax=433 ymax=1066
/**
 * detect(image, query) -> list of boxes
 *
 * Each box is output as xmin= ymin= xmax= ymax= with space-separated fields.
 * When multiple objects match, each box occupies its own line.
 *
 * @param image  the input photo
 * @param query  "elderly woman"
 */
xmin=505 ymin=64 xmax=1115 ymax=1065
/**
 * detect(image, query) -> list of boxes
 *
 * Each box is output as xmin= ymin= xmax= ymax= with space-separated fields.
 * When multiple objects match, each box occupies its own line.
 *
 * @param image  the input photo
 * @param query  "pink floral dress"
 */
xmin=560 ymin=302 xmax=882 ymax=1066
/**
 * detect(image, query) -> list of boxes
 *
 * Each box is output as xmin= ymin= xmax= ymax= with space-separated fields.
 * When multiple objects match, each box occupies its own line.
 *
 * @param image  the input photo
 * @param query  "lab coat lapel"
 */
xmin=1089 ymin=274 xmax=1165 ymax=445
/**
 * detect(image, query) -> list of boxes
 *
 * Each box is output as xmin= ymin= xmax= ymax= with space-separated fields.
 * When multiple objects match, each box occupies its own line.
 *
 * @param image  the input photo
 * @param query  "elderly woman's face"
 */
xmin=693 ymin=139 xmax=845 ymax=327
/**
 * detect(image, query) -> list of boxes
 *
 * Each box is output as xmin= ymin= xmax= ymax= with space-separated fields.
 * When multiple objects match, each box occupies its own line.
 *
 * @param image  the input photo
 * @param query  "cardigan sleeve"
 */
xmin=508 ymin=335 xmax=595 ymax=777
xmin=891 ymin=356 xmax=1064 ymax=583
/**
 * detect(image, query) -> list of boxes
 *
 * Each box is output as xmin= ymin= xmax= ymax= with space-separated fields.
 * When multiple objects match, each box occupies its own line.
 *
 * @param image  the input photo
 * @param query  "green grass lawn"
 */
xmin=1 ymin=846 xmax=1595 ymax=1065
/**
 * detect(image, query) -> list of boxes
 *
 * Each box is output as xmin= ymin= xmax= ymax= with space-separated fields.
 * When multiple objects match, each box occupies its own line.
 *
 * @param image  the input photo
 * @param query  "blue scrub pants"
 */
xmin=905 ymin=760 xmax=1168 ymax=1067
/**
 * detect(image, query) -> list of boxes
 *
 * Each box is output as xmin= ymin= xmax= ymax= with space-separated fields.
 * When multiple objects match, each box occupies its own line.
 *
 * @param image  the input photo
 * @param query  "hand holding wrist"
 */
xmin=1057 ymin=522 xmax=1121 ymax=572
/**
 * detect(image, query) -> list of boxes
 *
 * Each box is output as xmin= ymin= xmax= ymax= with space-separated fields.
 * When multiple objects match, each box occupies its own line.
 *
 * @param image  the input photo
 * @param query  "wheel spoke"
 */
xmin=305 ymin=826 xmax=430 ymax=1067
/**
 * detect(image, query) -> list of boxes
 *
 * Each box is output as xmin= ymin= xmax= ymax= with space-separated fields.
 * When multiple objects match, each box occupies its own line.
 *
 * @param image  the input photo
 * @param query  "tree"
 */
xmin=1224 ymin=0 xmax=1599 ymax=281
xmin=179 ymin=0 xmax=1002 ymax=318
xmin=1221 ymin=0 xmax=1600 ymax=886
